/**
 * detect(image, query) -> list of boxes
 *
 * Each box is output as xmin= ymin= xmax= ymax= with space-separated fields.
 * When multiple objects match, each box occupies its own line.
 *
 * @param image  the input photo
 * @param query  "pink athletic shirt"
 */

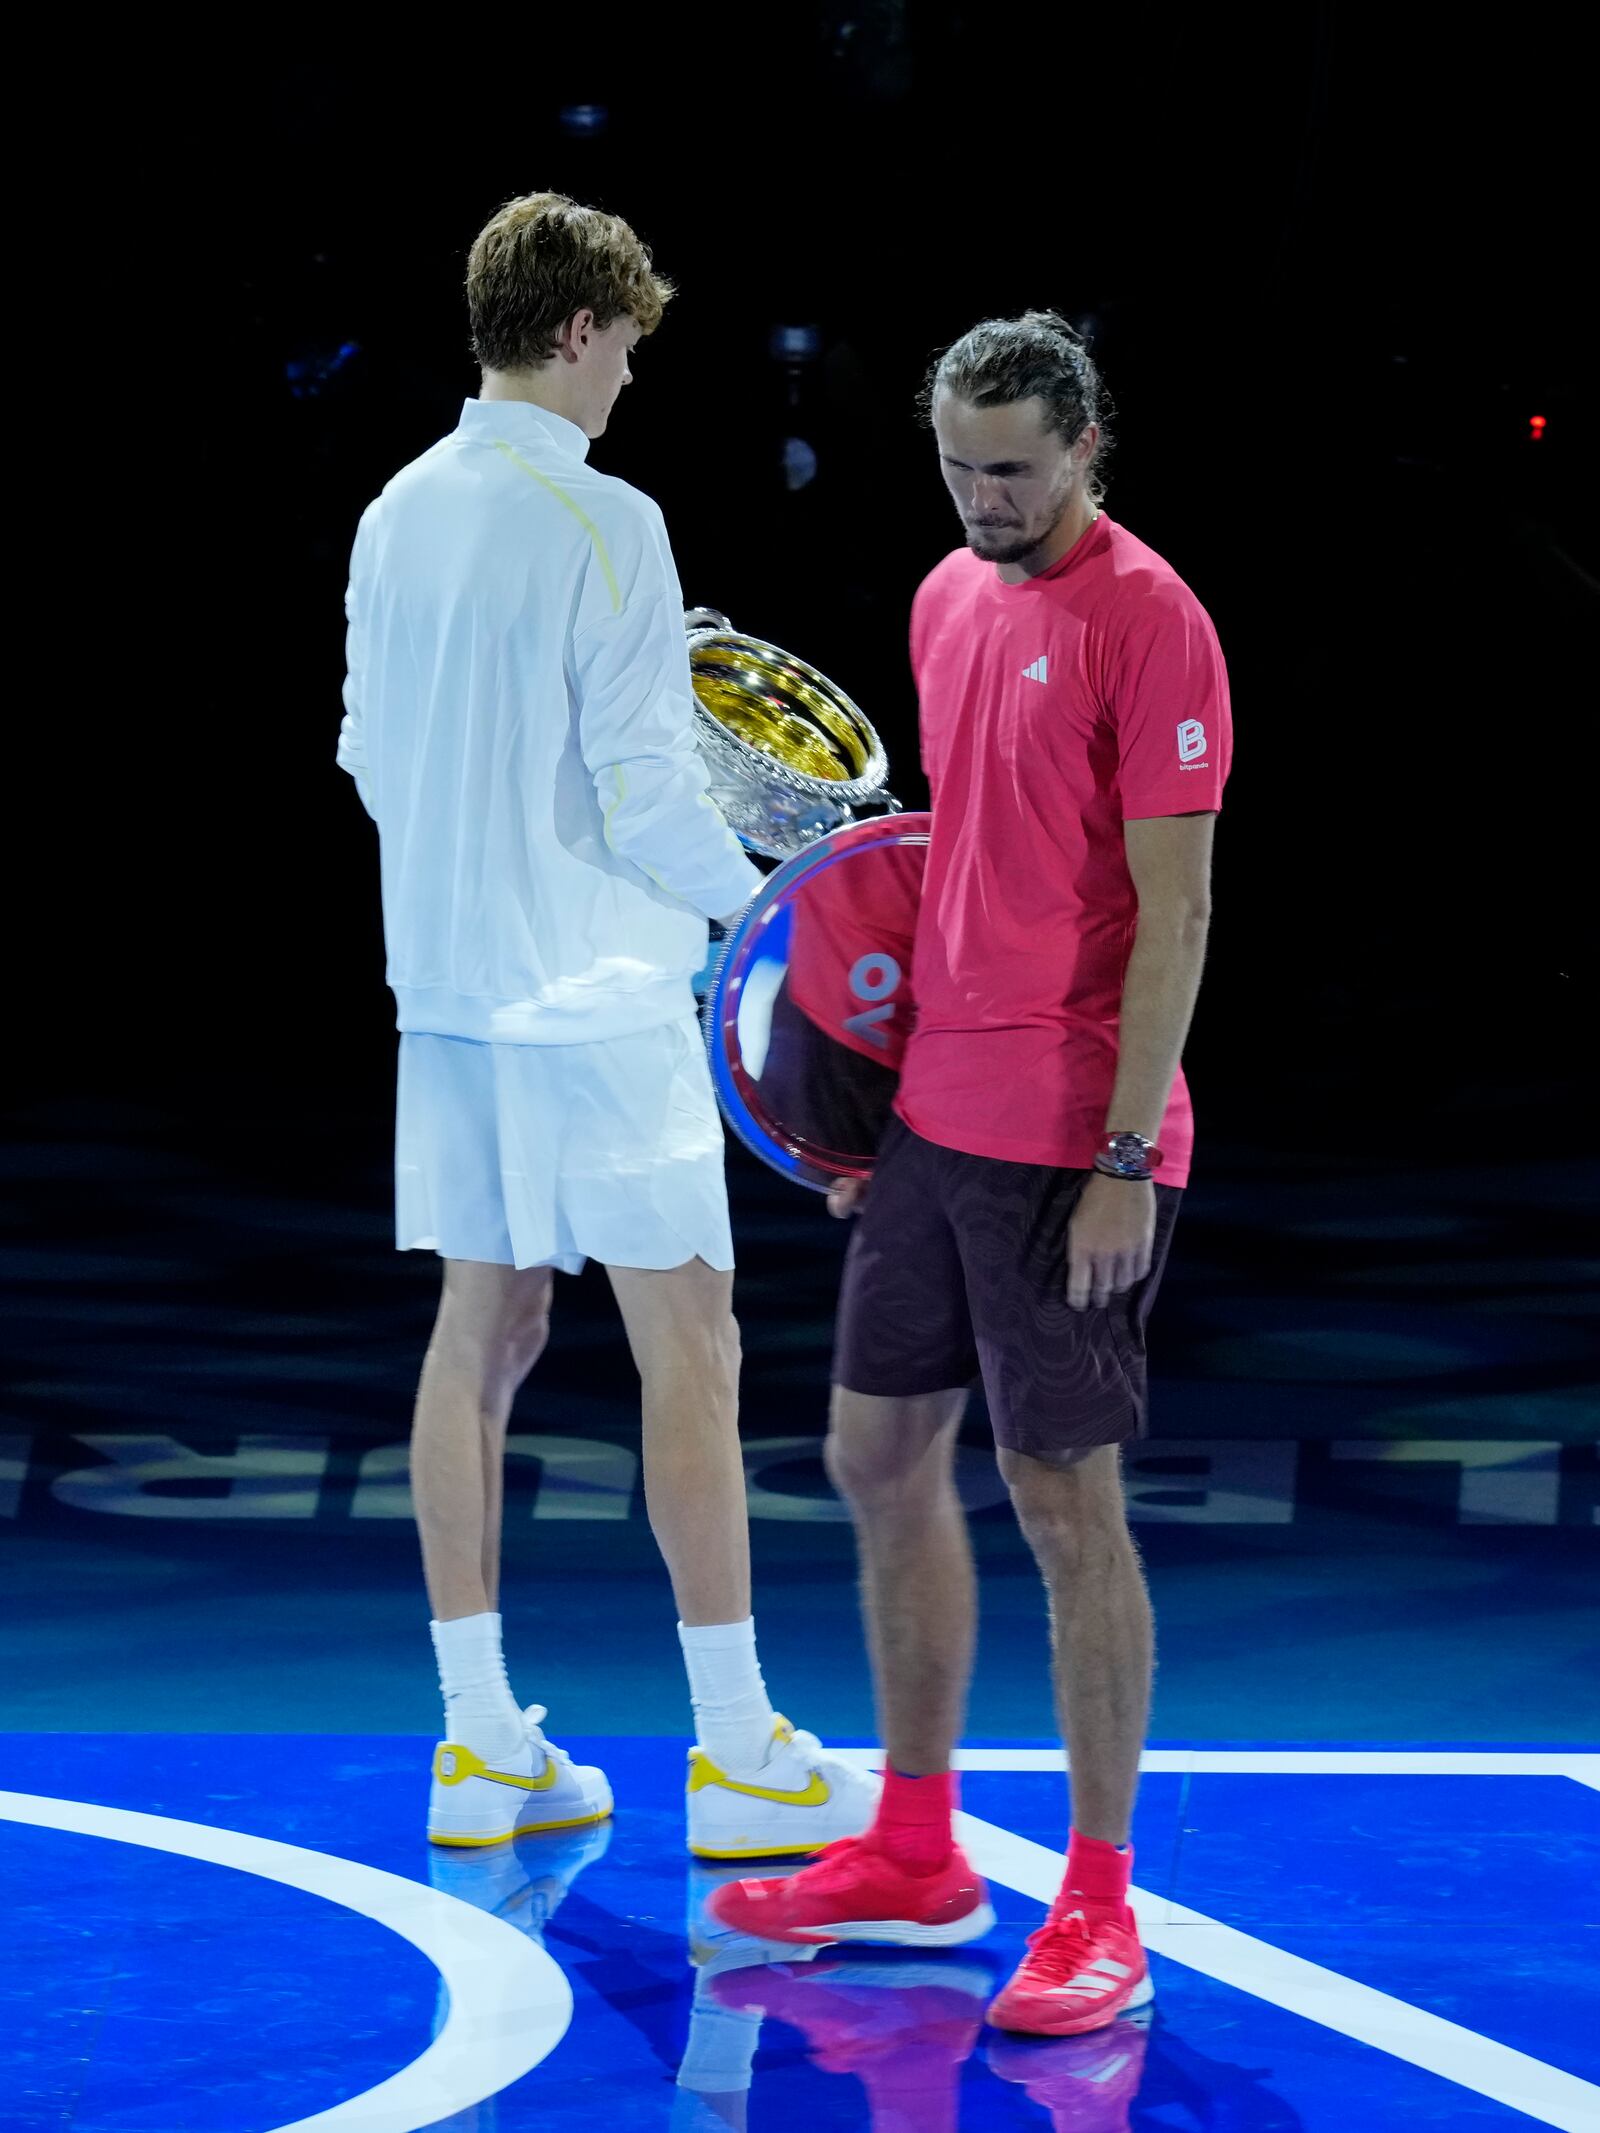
xmin=894 ymin=514 xmax=1232 ymax=1184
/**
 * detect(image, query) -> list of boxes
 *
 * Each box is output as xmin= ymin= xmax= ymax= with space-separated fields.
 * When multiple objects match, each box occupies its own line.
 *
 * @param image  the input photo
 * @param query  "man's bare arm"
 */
xmin=1065 ymin=812 xmax=1215 ymax=1310
xmin=1104 ymin=812 xmax=1215 ymax=1141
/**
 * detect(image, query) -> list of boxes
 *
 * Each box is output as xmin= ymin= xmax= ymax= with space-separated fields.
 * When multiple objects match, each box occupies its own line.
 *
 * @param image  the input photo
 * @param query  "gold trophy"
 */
xmin=685 ymin=608 xmax=899 ymax=860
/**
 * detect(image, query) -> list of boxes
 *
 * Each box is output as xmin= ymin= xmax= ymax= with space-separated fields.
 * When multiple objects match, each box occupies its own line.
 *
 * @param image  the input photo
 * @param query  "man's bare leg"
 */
xmin=825 ymin=1388 xmax=975 ymax=1775
xmin=606 ymin=1257 xmax=749 ymax=1626
xmin=608 ymin=1256 xmax=789 ymax=1781
xmin=411 ymin=1259 xmax=552 ymax=1622
xmin=607 ymin=1260 xmax=884 ymax=1844
xmin=999 ymin=1443 xmax=1153 ymax=1844
xmin=701 ymin=1387 xmax=993 ymax=1936
xmin=414 ymin=1258 xmax=615 ymax=1839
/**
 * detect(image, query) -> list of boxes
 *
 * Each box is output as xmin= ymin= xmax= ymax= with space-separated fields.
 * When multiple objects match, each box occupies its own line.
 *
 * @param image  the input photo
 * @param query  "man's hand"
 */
xmin=1066 ymin=1172 xmax=1156 ymax=1311
xmin=827 ymin=1176 xmax=869 ymax=1220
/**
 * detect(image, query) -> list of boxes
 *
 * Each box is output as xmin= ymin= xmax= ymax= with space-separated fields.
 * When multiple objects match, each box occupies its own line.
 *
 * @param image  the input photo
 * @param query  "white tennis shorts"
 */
xmin=395 ymin=1016 xmax=734 ymax=1274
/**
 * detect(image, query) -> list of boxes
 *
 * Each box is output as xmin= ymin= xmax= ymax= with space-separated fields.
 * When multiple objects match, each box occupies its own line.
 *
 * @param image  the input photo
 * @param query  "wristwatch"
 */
xmin=1093 ymin=1131 xmax=1164 ymax=1181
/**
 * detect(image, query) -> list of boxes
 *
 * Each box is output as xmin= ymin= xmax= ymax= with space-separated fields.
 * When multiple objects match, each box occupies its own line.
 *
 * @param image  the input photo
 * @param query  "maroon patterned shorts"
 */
xmin=833 ymin=1119 xmax=1183 ymax=1459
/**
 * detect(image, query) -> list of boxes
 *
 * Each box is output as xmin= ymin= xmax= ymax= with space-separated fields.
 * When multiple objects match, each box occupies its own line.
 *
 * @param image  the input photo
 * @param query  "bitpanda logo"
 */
xmin=1177 ymin=718 xmax=1208 ymax=766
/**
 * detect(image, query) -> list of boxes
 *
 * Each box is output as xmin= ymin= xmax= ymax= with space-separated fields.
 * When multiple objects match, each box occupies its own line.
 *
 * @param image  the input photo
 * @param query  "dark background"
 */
xmin=14 ymin=6 xmax=1594 ymax=1267
xmin=2 ymin=15 xmax=1595 ymax=1751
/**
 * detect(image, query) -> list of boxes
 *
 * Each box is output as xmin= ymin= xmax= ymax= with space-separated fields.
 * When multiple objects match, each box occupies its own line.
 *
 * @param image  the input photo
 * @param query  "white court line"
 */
xmin=828 ymin=1749 xmax=1600 ymax=2128
xmin=0 ymin=1789 xmax=572 ymax=2133
xmin=1166 ymin=1751 xmax=1600 ymax=1781
xmin=832 ymin=1746 xmax=1599 ymax=1782
xmin=957 ymin=1812 xmax=1599 ymax=2133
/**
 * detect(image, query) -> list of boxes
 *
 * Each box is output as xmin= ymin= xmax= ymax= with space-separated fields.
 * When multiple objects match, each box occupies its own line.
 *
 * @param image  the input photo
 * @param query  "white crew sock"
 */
xmin=676 ymin=1979 xmax=762 ymax=2097
xmin=430 ymin=1612 xmax=526 ymax=1763
xmin=678 ymin=1617 xmax=778 ymax=1774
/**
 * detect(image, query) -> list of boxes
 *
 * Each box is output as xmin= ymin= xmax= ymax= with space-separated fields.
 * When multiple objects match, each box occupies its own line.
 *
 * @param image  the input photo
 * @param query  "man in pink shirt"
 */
xmin=711 ymin=313 xmax=1231 ymax=2036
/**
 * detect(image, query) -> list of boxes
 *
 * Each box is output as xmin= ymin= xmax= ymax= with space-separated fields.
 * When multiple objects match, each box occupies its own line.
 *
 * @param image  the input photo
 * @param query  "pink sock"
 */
xmin=868 ymin=1767 xmax=957 ymax=1875
xmin=1061 ymin=1829 xmax=1133 ymax=1918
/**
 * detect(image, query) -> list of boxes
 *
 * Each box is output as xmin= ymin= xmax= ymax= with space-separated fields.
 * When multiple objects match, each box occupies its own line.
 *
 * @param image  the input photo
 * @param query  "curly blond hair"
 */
xmin=466 ymin=191 xmax=676 ymax=372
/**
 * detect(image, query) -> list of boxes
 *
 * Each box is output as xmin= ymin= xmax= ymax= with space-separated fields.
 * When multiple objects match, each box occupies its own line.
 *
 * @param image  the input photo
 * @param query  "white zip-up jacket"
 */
xmin=338 ymin=398 xmax=762 ymax=1045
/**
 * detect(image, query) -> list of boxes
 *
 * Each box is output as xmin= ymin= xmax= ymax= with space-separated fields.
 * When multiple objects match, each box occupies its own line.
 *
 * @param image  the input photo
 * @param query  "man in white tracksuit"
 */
xmin=338 ymin=188 xmax=876 ymax=1856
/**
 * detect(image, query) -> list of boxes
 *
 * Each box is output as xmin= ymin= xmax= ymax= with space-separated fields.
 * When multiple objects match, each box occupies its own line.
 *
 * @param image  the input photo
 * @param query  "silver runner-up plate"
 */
xmin=704 ymin=814 xmax=931 ymax=1191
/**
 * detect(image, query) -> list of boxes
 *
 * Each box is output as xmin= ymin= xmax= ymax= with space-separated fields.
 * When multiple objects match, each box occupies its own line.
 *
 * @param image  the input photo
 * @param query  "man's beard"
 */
xmin=965 ymin=489 xmax=1072 ymax=567
xmin=967 ymin=525 xmax=1039 ymax=564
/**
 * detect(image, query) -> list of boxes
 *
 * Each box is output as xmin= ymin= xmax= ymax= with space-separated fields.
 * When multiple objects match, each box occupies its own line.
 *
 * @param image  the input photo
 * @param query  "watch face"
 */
xmin=704 ymin=815 xmax=930 ymax=1190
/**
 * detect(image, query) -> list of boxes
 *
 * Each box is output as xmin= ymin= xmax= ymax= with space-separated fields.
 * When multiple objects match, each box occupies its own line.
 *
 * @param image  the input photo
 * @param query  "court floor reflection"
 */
xmin=4 ymin=1735 xmax=1591 ymax=2132
xmin=424 ymin=1836 xmax=1303 ymax=2133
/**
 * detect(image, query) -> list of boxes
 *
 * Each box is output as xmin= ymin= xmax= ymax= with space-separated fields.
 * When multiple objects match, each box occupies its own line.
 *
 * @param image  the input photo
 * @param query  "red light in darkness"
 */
xmin=1529 ymin=414 xmax=1547 ymax=441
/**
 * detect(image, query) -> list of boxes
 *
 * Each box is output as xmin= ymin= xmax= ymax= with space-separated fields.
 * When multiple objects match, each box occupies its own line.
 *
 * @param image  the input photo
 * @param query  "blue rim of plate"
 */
xmin=703 ymin=814 xmax=930 ymax=1191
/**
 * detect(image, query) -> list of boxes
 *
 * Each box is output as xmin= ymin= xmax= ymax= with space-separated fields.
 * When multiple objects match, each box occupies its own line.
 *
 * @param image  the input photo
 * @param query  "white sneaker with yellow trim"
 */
xmin=428 ymin=1704 xmax=613 ymax=1848
xmin=686 ymin=1719 xmax=880 ymax=1860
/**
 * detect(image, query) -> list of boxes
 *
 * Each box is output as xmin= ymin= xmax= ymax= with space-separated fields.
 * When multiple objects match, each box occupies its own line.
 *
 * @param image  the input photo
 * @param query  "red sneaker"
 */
xmin=710 ymin=1955 xmax=988 ymax=2072
xmin=705 ymin=1836 xmax=995 ymax=1948
xmin=987 ymin=2007 xmax=1152 ymax=2129
xmin=987 ymin=1900 xmax=1152 ymax=2036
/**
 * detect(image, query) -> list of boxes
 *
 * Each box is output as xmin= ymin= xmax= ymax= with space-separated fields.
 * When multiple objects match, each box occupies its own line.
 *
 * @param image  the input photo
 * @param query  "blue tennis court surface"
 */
xmin=5 ymin=1734 xmax=1595 ymax=2131
xmin=4 ymin=1119 xmax=1596 ymax=2127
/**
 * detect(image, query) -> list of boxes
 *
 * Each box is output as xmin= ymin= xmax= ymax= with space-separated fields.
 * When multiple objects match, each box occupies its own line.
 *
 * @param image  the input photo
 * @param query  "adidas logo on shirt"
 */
xmin=1022 ymin=654 xmax=1050 ymax=683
